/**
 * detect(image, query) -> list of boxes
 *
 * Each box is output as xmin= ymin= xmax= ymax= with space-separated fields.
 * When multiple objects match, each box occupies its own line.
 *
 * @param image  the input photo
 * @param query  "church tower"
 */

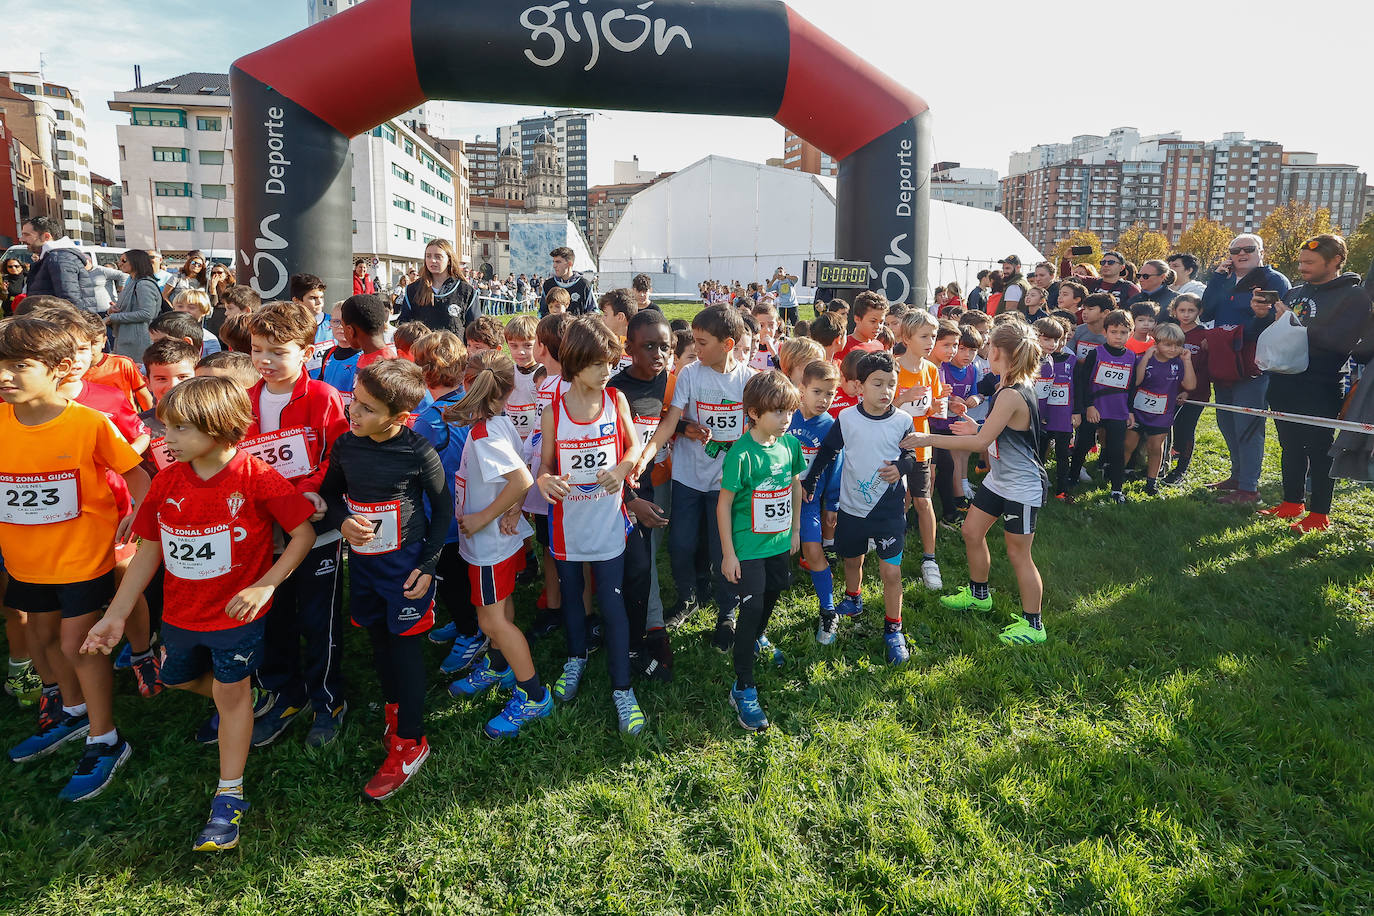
xmin=495 ymin=143 xmax=524 ymax=201
xmin=525 ymin=128 xmax=566 ymax=215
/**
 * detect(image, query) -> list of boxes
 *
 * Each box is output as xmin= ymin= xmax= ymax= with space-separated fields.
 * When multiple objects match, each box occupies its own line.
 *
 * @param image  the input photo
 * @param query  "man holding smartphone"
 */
xmin=1198 ymin=234 xmax=1292 ymax=503
xmin=1082 ymin=250 xmax=1141 ymax=307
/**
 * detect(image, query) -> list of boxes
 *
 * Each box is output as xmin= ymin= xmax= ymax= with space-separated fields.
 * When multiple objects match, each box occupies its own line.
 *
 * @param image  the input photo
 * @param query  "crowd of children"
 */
xmin=3 ymin=260 xmax=1290 ymax=852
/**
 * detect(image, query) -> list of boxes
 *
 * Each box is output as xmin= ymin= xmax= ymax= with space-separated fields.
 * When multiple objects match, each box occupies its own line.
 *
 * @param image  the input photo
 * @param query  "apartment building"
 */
xmin=1 ymin=73 xmax=95 ymax=242
xmin=779 ymin=130 xmax=837 ymax=177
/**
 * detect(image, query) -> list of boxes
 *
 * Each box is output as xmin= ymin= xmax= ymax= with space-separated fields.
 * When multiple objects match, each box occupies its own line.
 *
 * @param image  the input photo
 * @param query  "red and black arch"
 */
xmin=231 ymin=0 xmax=931 ymax=303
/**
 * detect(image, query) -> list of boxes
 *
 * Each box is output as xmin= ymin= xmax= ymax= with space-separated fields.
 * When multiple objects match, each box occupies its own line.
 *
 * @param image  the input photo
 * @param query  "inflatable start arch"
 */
xmin=230 ymin=0 xmax=931 ymax=305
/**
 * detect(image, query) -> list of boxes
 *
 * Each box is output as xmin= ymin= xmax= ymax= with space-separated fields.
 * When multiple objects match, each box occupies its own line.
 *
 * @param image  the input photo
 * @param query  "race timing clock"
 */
xmin=803 ymin=259 xmax=872 ymax=289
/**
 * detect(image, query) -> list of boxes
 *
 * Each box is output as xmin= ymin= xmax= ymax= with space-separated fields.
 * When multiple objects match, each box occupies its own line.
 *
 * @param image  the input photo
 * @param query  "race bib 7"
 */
xmin=345 ymin=496 xmax=401 ymax=555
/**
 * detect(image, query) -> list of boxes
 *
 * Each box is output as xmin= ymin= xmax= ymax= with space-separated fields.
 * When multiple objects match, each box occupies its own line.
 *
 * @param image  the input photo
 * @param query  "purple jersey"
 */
xmin=1132 ymin=355 xmax=1186 ymax=429
xmin=1035 ymin=350 xmax=1076 ymax=432
xmin=1088 ymin=345 xmax=1137 ymax=422
xmin=933 ymin=360 xmax=980 ymax=432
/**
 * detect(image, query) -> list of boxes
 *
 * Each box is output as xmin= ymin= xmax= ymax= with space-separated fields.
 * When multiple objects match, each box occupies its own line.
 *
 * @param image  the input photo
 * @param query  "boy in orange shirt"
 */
xmin=894 ymin=311 xmax=948 ymax=591
xmin=86 ymin=332 xmax=153 ymax=411
xmin=0 ymin=316 xmax=150 ymax=800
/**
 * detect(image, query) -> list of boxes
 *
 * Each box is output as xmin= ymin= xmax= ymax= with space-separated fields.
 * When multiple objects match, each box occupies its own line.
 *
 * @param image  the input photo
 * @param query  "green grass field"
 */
xmin=5 ymin=303 xmax=1374 ymax=914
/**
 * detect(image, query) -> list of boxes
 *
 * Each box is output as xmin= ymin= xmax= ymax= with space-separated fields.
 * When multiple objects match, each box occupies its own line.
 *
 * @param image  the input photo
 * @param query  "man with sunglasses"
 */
xmin=1198 ymin=234 xmax=1291 ymax=503
xmin=1081 ymin=250 xmax=1140 ymax=307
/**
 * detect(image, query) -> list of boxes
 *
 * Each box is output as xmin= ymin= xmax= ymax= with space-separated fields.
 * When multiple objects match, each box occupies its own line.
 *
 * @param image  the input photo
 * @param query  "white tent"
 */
xmin=597 ymin=155 xmax=1044 ymax=304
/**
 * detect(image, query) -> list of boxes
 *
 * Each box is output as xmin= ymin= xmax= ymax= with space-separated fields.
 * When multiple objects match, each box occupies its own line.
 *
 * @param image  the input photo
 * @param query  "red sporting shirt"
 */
xmin=133 ymin=451 xmax=313 ymax=632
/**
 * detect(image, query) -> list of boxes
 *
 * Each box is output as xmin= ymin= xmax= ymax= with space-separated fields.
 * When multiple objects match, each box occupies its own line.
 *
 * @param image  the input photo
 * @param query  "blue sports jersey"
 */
xmin=412 ymin=389 xmax=468 ymax=544
xmin=788 ymin=409 xmax=840 ymax=514
xmin=321 ymin=348 xmax=362 ymax=395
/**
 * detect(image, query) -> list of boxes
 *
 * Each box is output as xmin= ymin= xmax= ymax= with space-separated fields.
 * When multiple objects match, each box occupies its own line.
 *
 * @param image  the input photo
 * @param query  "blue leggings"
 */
xmin=556 ymin=554 xmax=631 ymax=690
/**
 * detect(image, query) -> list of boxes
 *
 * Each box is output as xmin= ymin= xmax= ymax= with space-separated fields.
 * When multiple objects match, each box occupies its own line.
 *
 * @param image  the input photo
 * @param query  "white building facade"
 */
xmin=108 ymin=73 xmax=235 ymax=257
xmin=3 ymin=72 xmax=95 ymax=242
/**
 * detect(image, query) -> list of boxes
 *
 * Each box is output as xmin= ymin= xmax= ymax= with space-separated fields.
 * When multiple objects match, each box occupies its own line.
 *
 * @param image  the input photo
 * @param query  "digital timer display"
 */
xmin=804 ymin=259 xmax=872 ymax=290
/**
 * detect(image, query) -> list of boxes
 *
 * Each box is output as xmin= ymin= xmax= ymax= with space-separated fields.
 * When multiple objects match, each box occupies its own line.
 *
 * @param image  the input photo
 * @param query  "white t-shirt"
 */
xmin=505 ymin=362 xmax=541 ymax=440
xmin=456 ymin=415 xmax=533 ymax=566
xmin=669 ymin=359 xmax=753 ymax=492
xmin=257 ymin=388 xmax=293 ymax=434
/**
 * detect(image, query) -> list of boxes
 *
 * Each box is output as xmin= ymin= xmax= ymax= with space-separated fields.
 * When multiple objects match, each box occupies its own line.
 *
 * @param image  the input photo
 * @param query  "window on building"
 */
xmin=156 ymin=216 xmax=193 ymax=231
xmin=152 ymin=147 xmax=188 ymax=162
xmin=133 ymin=108 xmax=187 ymax=127
xmin=393 ymin=225 xmax=416 ymax=241
xmin=203 ymin=217 xmax=230 ymax=232
xmin=201 ymin=184 xmax=227 ymax=200
xmin=196 ymin=116 xmax=223 ymax=131
xmin=393 ymin=195 xmax=415 ymax=212
xmin=352 ymin=220 xmax=358 ymax=234
xmin=198 ymin=149 xmax=225 ymax=165
xmin=154 ymin=181 xmax=191 ymax=197
xmin=392 ymin=163 xmax=414 ymax=183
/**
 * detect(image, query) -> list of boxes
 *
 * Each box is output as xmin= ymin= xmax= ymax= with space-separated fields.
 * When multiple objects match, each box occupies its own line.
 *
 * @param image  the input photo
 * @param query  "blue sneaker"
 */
xmin=193 ymin=794 xmax=250 ymax=851
xmin=59 ymin=738 xmax=132 ymax=801
xmin=884 ymin=630 xmax=911 ymax=665
xmin=449 ymin=657 xmax=515 ymax=698
xmin=552 ymin=657 xmax=587 ymax=702
xmin=439 ymin=631 xmax=489 ymax=676
xmin=9 ymin=710 xmax=90 ymax=762
xmin=113 ymin=642 xmax=133 ymax=670
xmin=250 ymin=694 xmax=307 ymax=748
xmin=754 ymin=636 xmax=785 ymax=668
xmin=483 ymin=686 xmax=553 ymax=739
xmin=427 ymin=621 xmax=459 ymax=644
xmin=836 ymin=593 xmax=864 ymax=617
xmin=613 ymin=688 xmax=646 ymax=735
xmin=729 ymin=683 xmax=770 ymax=732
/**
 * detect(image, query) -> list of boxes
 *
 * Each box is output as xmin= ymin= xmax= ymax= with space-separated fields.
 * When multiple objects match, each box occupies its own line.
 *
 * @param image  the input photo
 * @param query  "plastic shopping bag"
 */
xmin=1255 ymin=312 xmax=1308 ymax=375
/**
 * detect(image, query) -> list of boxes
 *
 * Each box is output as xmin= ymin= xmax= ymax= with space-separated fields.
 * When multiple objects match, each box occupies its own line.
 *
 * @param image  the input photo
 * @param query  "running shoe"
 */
xmin=131 ymin=649 xmax=164 ymax=698
xmin=754 ymin=635 xmax=785 ymax=668
xmin=816 ymin=613 xmax=839 ymax=646
xmin=483 ymin=686 xmax=554 ymax=739
xmin=1144 ymin=480 xmax=1160 ymax=497
xmin=728 ymin=683 xmax=769 ymax=731
xmin=439 ymin=631 xmax=489 ymax=676
xmin=1258 ymin=501 xmax=1305 ymax=519
xmin=251 ymin=695 xmax=307 ymax=748
xmin=427 ymin=621 xmax=458 ymax=644
xmin=711 ymin=618 xmax=736 ymax=653
xmin=662 ymin=597 xmax=698 ymax=631
xmin=113 ymin=642 xmax=133 ymax=671
xmin=448 ymin=657 xmax=516 ymax=698
xmin=59 ymin=737 xmax=132 ymax=801
xmin=999 ymin=618 xmax=1047 ymax=646
xmin=921 ymin=559 xmax=943 ymax=591
xmin=193 ymin=795 xmax=250 ymax=851
xmin=836 ymin=593 xmax=864 ymax=618
xmin=305 ymin=701 xmax=348 ymax=748
xmin=3 ymin=662 xmax=41 ymax=706
xmin=1110 ymin=491 xmax=1127 ymax=504
xmin=9 ymin=709 xmax=90 ymax=762
xmin=363 ymin=735 xmax=430 ymax=800
xmin=196 ymin=691 xmax=273 ymax=745
xmin=635 ymin=629 xmax=674 ymax=683
xmin=613 ymin=688 xmax=646 ymax=735
xmin=884 ymin=630 xmax=911 ymax=665
xmin=1291 ymin=512 xmax=1331 ymax=533
xmin=1161 ymin=469 xmax=1186 ymax=486
xmin=940 ymin=586 xmax=993 ymax=613
xmin=553 ymin=657 xmax=587 ymax=702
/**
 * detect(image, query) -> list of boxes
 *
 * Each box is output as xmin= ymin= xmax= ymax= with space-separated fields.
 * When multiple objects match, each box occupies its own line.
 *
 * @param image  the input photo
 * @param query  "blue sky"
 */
xmin=8 ymin=0 xmax=1371 ymax=210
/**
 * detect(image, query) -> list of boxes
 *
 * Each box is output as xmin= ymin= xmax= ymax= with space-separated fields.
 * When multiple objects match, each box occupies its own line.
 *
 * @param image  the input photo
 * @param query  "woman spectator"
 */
xmin=86 ymin=255 xmax=126 ymax=317
xmin=396 ymin=238 xmax=477 ymax=332
xmin=944 ymin=281 xmax=964 ymax=311
xmin=162 ymin=249 xmax=208 ymax=307
xmin=353 ymin=258 xmax=375 ymax=295
xmin=205 ymin=263 xmax=235 ymax=334
xmin=1253 ymin=234 xmax=1374 ymax=531
xmin=1 ymin=257 xmax=27 ymax=316
xmin=106 ymin=249 xmax=162 ymax=360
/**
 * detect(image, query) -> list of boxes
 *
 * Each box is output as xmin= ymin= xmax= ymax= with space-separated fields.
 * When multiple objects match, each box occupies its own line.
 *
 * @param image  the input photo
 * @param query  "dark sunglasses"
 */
xmin=1229 ymin=245 xmax=1257 ymax=255
xmin=1101 ymin=259 xmax=1120 ymax=266
xmin=1139 ymin=271 xmax=1160 ymax=279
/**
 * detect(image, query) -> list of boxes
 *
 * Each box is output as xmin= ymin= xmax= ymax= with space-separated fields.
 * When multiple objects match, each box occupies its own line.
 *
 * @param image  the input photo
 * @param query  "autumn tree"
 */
xmin=1177 ymin=219 xmax=1233 ymax=277
xmin=1115 ymin=222 xmax=1171 ymax=267
xmin=1343 ymin=212 xmax=1374 ymax=278
xmin=1258 ymin=201 xmax=1335 ymax=279
xmin=1051 ymin=230 xmax=1102 ymax=268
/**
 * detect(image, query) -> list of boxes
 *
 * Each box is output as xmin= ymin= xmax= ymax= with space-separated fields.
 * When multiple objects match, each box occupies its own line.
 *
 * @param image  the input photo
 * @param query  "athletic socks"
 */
xmin=884 ymin=617 xmax=902 ymax=634
xmin=922 ymin=553 xmax=935 ymax=563
xmin=808 ymin=566 xmax=834 ymax=611
xmin=517 ymin=675 xmax=546 ymax=703
xmin=970 ymin=580 xmax=990 ymax=601
xmin=1023 ymin=612 xmax=1043 ymax=630
xmin=63 ymin=702 xmax=87 ymax=718
xmin=216 ymin=777 xmax=245 ymax=800
xmin=131 ymin=648 xmax=154 ymax=663
xmin=488 ymin=648 xmax=509 ymax=671
xmin=87 ymin=729 xmax=118 ymax=747
xmin=8 ymin=657 xmax=32 ymax=676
